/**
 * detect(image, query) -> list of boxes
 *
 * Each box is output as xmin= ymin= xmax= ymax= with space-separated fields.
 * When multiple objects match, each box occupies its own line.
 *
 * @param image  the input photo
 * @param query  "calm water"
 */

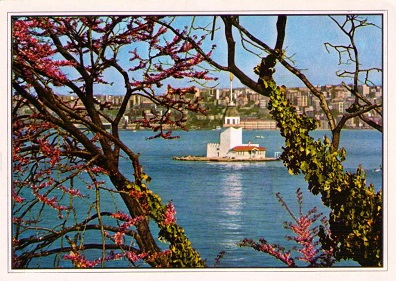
xmin=116 ymin=129 xmax=383 ymax=268
xmin=17 ymin=129 xmax=382 ymax=268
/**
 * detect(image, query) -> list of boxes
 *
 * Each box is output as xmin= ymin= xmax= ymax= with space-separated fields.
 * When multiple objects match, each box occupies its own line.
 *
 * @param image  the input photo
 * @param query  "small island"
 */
xmin=174 ymin=75 xmax=281 ymax=162
xmin=173 ymin=155 xmax=280 ymax=162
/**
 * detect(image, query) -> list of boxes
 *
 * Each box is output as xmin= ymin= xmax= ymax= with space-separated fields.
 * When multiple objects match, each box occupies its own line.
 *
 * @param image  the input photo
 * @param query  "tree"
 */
xmin=324 ymin=15 xmax=382 ymax=134
xmin=12 ymin=16 xmax=216 ymax=268
xmin=236 ymin=15 xmax=383 ymax=267
xmin=157 ymin=15 xmax=382 ymax=266
xmin=12 ymin=14 xmax=383 ymax=268
xmin=160 ymin=15 xmax=382 ymax=149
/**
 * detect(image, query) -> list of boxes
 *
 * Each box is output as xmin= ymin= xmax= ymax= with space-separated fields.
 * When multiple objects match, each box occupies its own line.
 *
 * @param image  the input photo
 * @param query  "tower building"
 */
xmin=206 ymin=74 xmax=266 ymax=159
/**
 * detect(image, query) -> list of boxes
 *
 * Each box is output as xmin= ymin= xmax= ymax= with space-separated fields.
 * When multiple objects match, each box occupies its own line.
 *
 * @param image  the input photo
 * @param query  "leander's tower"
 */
xmin=219 ymin=92 xmax=242 ymax=157
xmin=206 ymin=73 xmax=243 ymax=158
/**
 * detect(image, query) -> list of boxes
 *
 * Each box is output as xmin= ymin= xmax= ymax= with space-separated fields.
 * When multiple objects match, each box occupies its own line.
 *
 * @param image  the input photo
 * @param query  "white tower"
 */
xmin=206 ymin=72 xmax=243 ymax=158
xmin=218 ymin=73 xmax=242 ymax=156
xmin=224 ymin=73 xmax=240 ymax=126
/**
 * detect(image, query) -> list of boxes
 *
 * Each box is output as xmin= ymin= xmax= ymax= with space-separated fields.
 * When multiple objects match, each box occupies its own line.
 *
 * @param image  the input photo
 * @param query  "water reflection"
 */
xmin=219 ymin=166 xmax=243 ymax=216
xmin=216 ymin=167 xmax=244 ymax=250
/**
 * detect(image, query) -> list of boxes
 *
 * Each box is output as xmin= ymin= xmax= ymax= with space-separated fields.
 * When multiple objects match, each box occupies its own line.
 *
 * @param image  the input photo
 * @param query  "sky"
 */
xmin=104 ymin=14 xmax=383 ymax=94
xmin=199 ymin=15 xmax=383 ymax=89
xmin=13 ymin=14 xmax=383 ymax=96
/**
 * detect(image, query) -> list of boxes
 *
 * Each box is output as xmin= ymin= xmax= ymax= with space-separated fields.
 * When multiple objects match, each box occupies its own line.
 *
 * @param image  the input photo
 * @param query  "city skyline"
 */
xmin=67 ymin=82 xmax=382 ymax=131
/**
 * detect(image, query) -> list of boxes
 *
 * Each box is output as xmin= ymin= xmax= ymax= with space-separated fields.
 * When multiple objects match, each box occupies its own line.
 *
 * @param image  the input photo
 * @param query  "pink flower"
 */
xmin=63 ymin=252 xmax=101 ymax=268
xmin=126 ymin=251 xmax=148 ymax=263
xmin=12 ymin=190 xmax=25 ymax=203
xmin=113 ymin=232 xmax=124 ymax=245
xmin=111 ymin=211 xmax=132 ymax=221
xmin=163 ymin=201 xmax=176 ymax=225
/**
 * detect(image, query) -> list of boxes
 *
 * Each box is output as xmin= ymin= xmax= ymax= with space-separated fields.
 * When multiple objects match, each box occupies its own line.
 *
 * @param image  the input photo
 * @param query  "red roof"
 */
xmin=231 ymin=146 xmax=266 ymax=152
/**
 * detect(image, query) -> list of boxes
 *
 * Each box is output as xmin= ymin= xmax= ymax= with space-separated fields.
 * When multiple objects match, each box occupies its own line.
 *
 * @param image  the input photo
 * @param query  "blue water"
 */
xmin=15 ymin=129 xmax=382 ymax=268
xmin=116 ymin=129 xmax=383 ymax=267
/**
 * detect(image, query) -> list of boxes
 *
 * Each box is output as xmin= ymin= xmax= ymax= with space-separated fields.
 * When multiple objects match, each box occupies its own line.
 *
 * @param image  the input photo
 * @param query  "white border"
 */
xmin=1 ymin=0 xmax=395 ymax=280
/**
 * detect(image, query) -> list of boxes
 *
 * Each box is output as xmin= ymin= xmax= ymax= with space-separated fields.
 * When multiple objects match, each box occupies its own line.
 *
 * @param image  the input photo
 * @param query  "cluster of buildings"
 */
xmin=285 ymin=84 xmax=382 ymax=129
xmin=58 ymin=83 xmax=382 ymax=130
xmin=202 ymin=84 xmax=382 ymax=129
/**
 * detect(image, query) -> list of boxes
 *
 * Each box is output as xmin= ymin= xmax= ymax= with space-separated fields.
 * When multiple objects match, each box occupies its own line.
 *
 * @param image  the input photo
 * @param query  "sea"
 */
xmin=18 ymin=129 xmax=383 ymax=268
xmin=115 ymin=129 xmax=383 ymax=268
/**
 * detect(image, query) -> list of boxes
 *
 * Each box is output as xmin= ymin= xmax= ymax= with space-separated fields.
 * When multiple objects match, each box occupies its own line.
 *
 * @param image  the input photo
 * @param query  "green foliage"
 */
xmin=126 ymin=173 xmax=205 ymax=267
xmin=265 ymin=77 xmax=382 ymax=266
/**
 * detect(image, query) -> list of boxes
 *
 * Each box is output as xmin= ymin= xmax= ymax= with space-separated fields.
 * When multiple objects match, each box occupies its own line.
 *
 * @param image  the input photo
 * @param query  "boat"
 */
xmin=374 ymin=165 xmax=382 ymax=172
xmin=255 ymin=135 xmax=265 ymax=139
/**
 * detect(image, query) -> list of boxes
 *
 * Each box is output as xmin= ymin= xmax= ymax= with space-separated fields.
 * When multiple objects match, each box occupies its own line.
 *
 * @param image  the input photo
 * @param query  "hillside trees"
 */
xmin=12 ymin=16 xmax=216 ymax=268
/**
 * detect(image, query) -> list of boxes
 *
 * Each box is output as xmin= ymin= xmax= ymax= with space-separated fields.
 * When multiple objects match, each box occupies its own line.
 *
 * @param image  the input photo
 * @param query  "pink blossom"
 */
xmin=104 ymin=251 xmax=123 ymax=261
xmin=163 ymin=201 xmax=176 ymax=225
xmin=59 ymin=185 xmax=85 ymax=198
xmin=32 ymin=189 xmax=68 ymax=217
xmin=12 ymin=190 xmax=25 ymax=203
xmin=240 ymin=189 xmax=336 ymax=267
xmin=126 ymin=251 xmax=148 ymax=263
xmin=259 ymin=242 xmax=295 ymax=267
xmin=111 ymin=211 xmax=132 ymax=221
xmin=111 ymin=212 xmax=144 ymax=232
xmin=113 ymin=232 xmax=124 ymax=245
xmin=63 ymin=252 xmax=101 ymax=268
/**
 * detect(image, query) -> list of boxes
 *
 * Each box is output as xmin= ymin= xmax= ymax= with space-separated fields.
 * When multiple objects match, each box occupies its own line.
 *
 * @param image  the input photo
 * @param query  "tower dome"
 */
xmin=223 ymin=104 xmax=240 ymax=127
xmin=224 ymin=105 xmax=240 ymax=117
